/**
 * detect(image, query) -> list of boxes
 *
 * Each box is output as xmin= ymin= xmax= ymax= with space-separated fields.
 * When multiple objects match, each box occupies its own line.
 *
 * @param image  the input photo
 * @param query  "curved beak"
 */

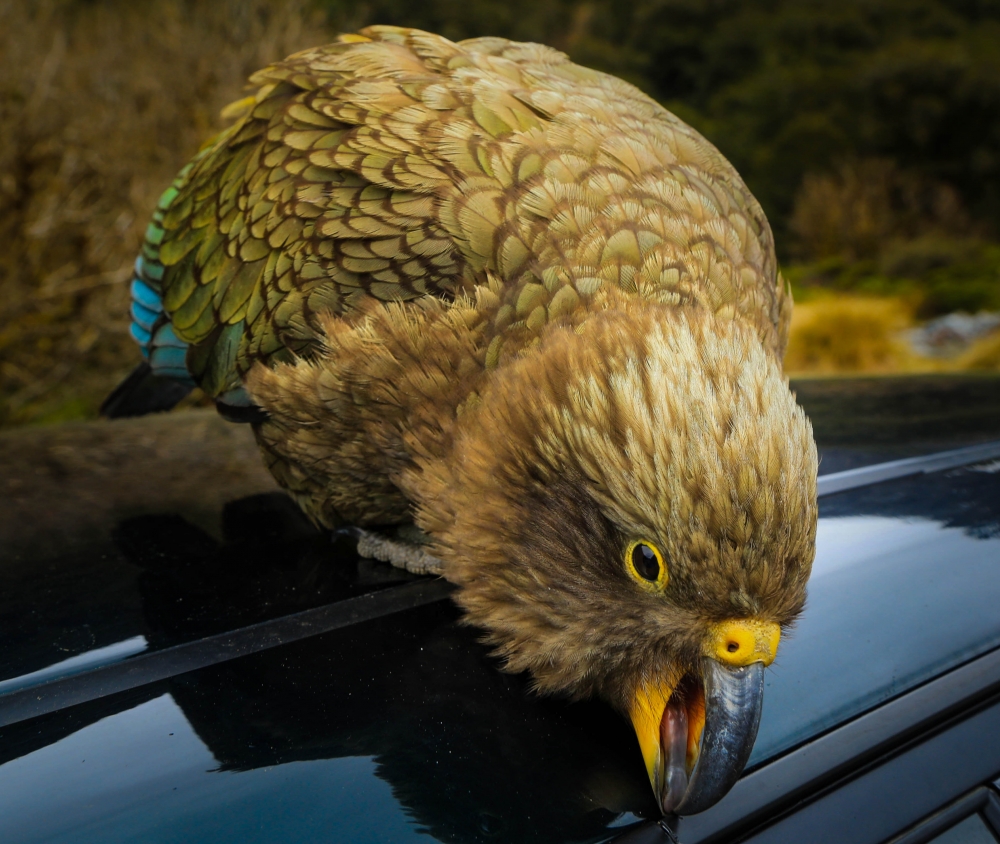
xmin=629 ymin=619 xmax=779 ymax=816
xmin=673 ymin=658 xmax=764 ymax=813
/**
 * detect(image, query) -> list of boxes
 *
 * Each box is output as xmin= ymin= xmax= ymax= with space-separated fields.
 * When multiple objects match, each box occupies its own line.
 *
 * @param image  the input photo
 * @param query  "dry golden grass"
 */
xmin=0 ymin=0 xmax=333 ymax=427
xmin=957 ymin=332 xmax=1000 ymax=371
xmin=784 ymin=295 xmax=921 ymax=375
xmin=784 ymin=294 xmax=1000 ymax=376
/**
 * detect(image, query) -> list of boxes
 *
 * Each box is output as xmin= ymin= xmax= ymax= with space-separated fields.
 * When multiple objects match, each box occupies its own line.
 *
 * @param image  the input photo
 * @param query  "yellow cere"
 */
xmin=705 ymin=619 xmax=781 ymax=667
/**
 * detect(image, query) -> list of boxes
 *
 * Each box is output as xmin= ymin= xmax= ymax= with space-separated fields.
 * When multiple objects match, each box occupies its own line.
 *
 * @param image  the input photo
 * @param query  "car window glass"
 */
xmin=927 ymin=814 xmax=999 ymax=844
xmin=749 ymin=465 xmax=1000 ymax=766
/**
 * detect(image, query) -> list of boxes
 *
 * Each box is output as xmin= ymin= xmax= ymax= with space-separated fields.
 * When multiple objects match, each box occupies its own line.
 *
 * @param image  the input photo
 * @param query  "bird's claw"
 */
xmin=343 ymin=525 xmax=444 ymax=576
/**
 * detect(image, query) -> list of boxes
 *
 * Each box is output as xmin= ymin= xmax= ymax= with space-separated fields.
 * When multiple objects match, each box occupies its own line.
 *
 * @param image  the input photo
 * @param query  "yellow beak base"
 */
xmin=629 ymin=677 xmax=676 ymax=790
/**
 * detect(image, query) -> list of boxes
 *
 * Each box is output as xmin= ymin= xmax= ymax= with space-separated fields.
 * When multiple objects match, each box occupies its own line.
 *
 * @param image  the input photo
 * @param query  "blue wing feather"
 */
xmin=125 ymin=180 xmax=195 ymax=387
xmin=130 ymin=301 xmax=159 ymax=332
xmin=110 ymin=155 xmax=261 ymax=420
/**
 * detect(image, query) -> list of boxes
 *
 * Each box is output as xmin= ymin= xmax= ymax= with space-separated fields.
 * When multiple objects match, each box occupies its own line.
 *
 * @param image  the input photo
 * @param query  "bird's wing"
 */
xmin=128 ymin=29 xmax=487 ymax=400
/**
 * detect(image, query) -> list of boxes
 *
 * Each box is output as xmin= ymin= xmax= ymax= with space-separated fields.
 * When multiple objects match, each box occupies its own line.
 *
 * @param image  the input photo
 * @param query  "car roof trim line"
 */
xmin=885 ymin=787 xmax=1000 ymax=844
xmin=817 ymin=440 xmax=1000 ymax=498
xmin=0 ymin=579 xmax=455 ymax=730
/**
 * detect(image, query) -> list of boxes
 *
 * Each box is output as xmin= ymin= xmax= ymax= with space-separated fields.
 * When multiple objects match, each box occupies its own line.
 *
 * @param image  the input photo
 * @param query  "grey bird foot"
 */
xmin=342 ymin=525 xmax=444 ymax=576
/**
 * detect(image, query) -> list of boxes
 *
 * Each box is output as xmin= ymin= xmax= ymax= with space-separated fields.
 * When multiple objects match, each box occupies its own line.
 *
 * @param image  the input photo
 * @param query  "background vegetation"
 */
xmin=2 ymin=0 xmax=999 ymax=427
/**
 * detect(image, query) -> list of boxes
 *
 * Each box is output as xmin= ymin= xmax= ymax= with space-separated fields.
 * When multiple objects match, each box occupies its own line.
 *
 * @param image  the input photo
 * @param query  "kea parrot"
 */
xmin=102 ymin=26 xmax=819 ymax=816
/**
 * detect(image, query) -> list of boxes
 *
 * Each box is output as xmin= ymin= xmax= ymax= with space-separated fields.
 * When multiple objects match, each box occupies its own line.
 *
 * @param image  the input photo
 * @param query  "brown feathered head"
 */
xmin=412 ymin=301 xmax=818 ymax=814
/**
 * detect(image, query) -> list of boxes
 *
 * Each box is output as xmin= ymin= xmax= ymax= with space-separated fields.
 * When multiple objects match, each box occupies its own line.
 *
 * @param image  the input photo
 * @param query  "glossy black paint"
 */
xmin=0 ymin=602 xmax=658 ymax=843
xmin=670 ymin=639 xmax=1000 ymax=843
xmin=751 ymin=463 xmax=1000 ymax=766
xmin=0 ymin=493 xmax=418 ymax=687
xmin=795 ymin=375 xmax=1000 ymax=471
xmin=2 ymin=376 xmax=1000 ymax=843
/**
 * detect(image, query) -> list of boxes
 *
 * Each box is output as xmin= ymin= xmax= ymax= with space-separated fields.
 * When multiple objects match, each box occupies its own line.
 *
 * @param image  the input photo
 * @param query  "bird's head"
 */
xmin=414 ymin=301 xmax=818 ymax=815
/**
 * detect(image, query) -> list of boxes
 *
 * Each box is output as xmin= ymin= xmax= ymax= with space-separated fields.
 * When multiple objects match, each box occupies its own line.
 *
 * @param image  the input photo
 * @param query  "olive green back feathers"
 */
xmin=144 ymin=25 xmax=790 ymax=401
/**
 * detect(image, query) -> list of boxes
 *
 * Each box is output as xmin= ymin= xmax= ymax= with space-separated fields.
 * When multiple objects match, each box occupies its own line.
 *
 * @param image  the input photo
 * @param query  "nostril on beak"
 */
xmin=708 ymin=619 xmax=781 ymax=667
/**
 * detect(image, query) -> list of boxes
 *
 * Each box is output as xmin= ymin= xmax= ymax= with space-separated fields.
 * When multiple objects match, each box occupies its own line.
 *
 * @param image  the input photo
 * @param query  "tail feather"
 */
xmin=100 ymin=362 xmax=194 ymax=419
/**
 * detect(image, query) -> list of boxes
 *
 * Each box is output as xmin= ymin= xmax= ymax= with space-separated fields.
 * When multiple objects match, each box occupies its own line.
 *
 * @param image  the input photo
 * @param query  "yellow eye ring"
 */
xmin=625 ymin=539 xmax=668 ymax=591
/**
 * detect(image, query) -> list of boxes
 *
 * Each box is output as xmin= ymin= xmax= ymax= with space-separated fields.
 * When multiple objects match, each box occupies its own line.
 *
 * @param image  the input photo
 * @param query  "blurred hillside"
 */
xmin=2 ymin=0 xmax=999 ymax=427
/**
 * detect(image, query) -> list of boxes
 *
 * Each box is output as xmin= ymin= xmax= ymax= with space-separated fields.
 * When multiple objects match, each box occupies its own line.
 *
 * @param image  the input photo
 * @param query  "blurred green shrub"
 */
xmin=787 ymin=237 xmax=1000 ymax=316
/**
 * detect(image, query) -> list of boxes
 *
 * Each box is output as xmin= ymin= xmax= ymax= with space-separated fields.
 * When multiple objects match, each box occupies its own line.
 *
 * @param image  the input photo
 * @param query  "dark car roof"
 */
xmin=753 ymin=454 xmax=1000 ymax=767
xmin=2 ymin=375 xmax=1000 ymax=844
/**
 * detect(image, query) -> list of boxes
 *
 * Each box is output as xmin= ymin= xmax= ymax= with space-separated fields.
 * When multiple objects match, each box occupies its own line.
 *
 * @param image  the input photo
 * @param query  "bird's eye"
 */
xmin=625 ymin=540 xmax=668 ymax=591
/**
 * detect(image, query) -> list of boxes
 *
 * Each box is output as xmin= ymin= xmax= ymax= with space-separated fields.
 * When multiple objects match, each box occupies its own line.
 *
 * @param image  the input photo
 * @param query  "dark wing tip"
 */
xmin=100 ymin=362 xmax=194 ymax=419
